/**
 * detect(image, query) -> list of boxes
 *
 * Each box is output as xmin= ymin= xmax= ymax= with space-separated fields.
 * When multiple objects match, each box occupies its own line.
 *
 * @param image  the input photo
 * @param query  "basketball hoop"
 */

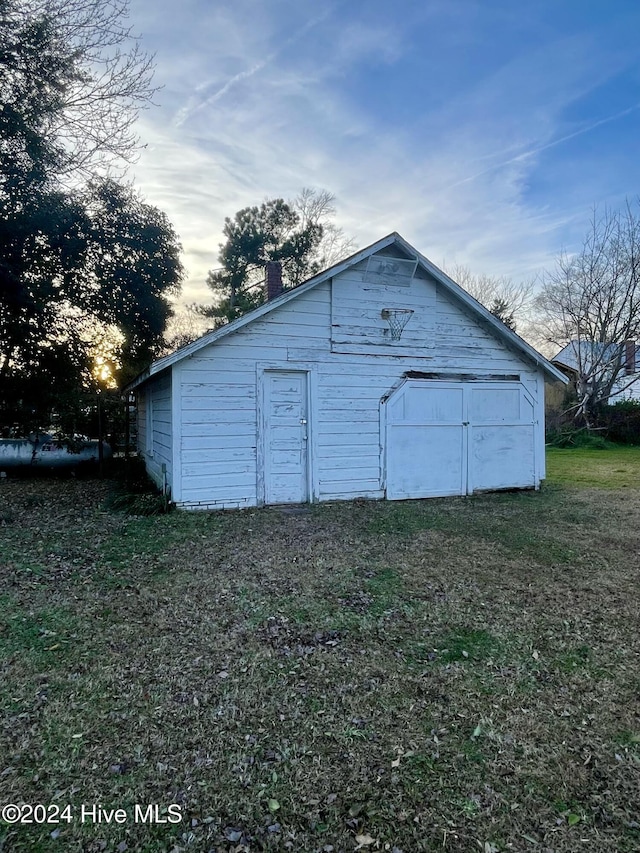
xmin=381 ymin=308 xmax=414 ymax=341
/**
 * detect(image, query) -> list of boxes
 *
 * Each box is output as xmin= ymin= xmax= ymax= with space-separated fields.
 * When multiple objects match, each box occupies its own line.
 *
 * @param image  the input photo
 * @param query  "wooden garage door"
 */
xmin=468 ymin=384 xmax=536 ymax=492
xmin=385 ymin=380 xmax=535 ymax=500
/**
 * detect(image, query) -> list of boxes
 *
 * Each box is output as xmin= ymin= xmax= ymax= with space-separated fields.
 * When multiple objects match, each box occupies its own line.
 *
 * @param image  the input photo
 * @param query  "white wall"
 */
xmin=609 ymin=372 xmax=640 ymax=403
xmin=137 ymin=372 xmax=172 ymax=493
xmin=173 ymin=254 xmax=542 ymax=509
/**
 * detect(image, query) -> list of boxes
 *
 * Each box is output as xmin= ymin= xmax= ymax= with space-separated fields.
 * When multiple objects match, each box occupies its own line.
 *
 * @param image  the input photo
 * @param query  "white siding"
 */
xmin=138 ymin=373 xmax=172 ymax=494
xmin=172 ymin=261 xmax=544 ymax=509
xmin=331 ymin=255 xmax=437 ymax=357
xmin=536 ymin=368 xmax=546 ymax=481
xmin=136 ymin=389 xmax=147 ymax=459
xmin=609 ymin=372 xmax=640 ymax=403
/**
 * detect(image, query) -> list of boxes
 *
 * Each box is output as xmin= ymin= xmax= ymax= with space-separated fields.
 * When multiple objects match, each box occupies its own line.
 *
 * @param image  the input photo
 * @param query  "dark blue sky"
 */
xmin=127 ymin=0 xmax=640 ymax=302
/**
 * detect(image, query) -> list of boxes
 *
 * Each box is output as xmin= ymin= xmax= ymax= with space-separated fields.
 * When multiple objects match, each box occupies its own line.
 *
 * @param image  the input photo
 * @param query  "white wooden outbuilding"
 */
xmin=126 ymin=233 xmax=567 ymax=509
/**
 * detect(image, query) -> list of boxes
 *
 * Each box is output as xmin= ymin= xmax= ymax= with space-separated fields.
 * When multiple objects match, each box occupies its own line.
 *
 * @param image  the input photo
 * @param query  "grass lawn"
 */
xmin=1 ymin=448 xmax=639 ymax=852
xmin=546 ymin=445 xmax=640 ymax=488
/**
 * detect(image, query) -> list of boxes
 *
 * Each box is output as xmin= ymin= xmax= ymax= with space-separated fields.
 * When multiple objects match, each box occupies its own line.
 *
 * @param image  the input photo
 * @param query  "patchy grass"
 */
xmin=546 ymin=445 xmax=640 ymax=488
xmin=0 ymin=453 xmax=639 ymax=852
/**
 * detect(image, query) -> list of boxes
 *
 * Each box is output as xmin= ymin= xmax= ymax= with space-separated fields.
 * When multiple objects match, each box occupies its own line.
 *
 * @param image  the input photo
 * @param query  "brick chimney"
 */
xmin=624 ymin=339 xmax=637 ymax=375
xmin=265 ymin=260 xmax=283 ymax=301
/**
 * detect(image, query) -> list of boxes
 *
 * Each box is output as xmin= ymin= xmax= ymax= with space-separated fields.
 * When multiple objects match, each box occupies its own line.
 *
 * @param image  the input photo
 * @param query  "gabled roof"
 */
xmin=126 ymin=232 xmax=568 ymax=391
xmin=553 ymin=340 xmax=639 ymax=374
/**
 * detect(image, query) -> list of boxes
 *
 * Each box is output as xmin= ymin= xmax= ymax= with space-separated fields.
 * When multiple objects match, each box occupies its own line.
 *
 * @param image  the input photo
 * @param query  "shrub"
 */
xmin=594 ymin=400 xmax=640 ymax=445
xmin=546 ymin=427 xmax=614 ymax=449
xmin=105 ymin=456 xmax=172 ymax=515
xmin=108 ymin=491 xmax=171 ymax=516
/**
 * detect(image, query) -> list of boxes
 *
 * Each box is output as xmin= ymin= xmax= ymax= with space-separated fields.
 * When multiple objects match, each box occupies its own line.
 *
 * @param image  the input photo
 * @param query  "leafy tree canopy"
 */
xmin=86 ymin=179 xmax=183 ymax=385
xmin=0 ymin=0 xmax=181 ymax=433
xmin=199 ymin=189 xmax=353 ymax=327
xmin=0 ymin=178 xmax=183 ymax=428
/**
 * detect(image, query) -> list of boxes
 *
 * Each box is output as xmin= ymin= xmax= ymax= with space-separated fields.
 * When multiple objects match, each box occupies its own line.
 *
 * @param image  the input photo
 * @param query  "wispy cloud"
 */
xmin=174 ymin=10 xmax=332 ymax=127
xmin=128 ymin=0 xmax=640 ymax=305
xmin=444 ymin=103 xmax=640 ymax=193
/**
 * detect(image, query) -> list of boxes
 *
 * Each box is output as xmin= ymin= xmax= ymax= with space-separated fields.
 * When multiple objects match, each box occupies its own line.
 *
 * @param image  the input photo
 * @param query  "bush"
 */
xmin=108 ymin=490 xmax=171 ymax=516
xmin=105 ymin=456 xmax=172 ymax=515
xmin=546 ymin=427 xmax=614 ymax=449
xmin=594 ymin=400 xmax=640 ymax=445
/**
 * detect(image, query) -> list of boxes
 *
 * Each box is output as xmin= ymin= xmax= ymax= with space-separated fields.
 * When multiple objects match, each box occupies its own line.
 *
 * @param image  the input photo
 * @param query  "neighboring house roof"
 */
xmin=552 ymin=340 xmax=640 ymax=375
xmin=126 ymin=232 xmax=569 ymax=392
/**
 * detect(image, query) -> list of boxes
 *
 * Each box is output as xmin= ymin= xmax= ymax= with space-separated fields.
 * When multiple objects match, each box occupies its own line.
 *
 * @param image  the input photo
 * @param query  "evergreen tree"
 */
xmin=200 ymin=189 xmax=352 ymax=327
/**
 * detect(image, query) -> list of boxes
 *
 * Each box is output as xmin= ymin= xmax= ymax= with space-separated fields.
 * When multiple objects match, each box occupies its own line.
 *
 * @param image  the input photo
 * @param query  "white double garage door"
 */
xmin=385 ymin=379 xmax=537 ymax=499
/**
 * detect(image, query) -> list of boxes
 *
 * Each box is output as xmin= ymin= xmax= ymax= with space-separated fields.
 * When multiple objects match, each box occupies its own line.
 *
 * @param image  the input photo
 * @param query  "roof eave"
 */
xmin=125 ymin=230 xmax=567 ymax=390
xmin=392 ymin=234 xmax=569 ymax=384
xmin=124 ymin=233 xmax=401 ymax=392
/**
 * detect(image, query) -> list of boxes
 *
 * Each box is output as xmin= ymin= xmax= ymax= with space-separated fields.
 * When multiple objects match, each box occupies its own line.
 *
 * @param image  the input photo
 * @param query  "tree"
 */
xmin=163 ymin=306 xmax=210 ymax=353
xmin=0 ymin=187 xmax=90 ymax=386
xmin=294 ymin=188 xmax=354 ymax=269
xmin=0 ymin=179 xmax=183 ymax=429
xmin=1 ymin=0 xmax=156 ymax=182
xmin=0 ymin=0 xmax=180 ymax=433
xmin=488 ymin=297 xmax=517 ymax=331
xmin=85 ymin=179 xmax=184 ymax=386
xmin=537 ymin=202 xmax=640 ymax=424
xmin=200 ymin=189 xmax=353 ymax=327
xmin=444 ymin=263 xmax=533 ymax=333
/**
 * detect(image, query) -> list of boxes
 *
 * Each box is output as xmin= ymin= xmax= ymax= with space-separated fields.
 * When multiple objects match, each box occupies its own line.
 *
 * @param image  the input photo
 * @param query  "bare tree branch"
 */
xmin=443 ymin=262 xmax=534 ymax=332
xmin=2 ymin=0 xmax=157 ymax=182
xmin=537 ymin=201 xmax=640 ymax=422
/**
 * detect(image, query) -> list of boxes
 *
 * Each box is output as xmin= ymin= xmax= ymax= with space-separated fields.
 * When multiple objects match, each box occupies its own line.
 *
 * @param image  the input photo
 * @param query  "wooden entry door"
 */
xmin=262 ymin=371 xmax=309 ymax=504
